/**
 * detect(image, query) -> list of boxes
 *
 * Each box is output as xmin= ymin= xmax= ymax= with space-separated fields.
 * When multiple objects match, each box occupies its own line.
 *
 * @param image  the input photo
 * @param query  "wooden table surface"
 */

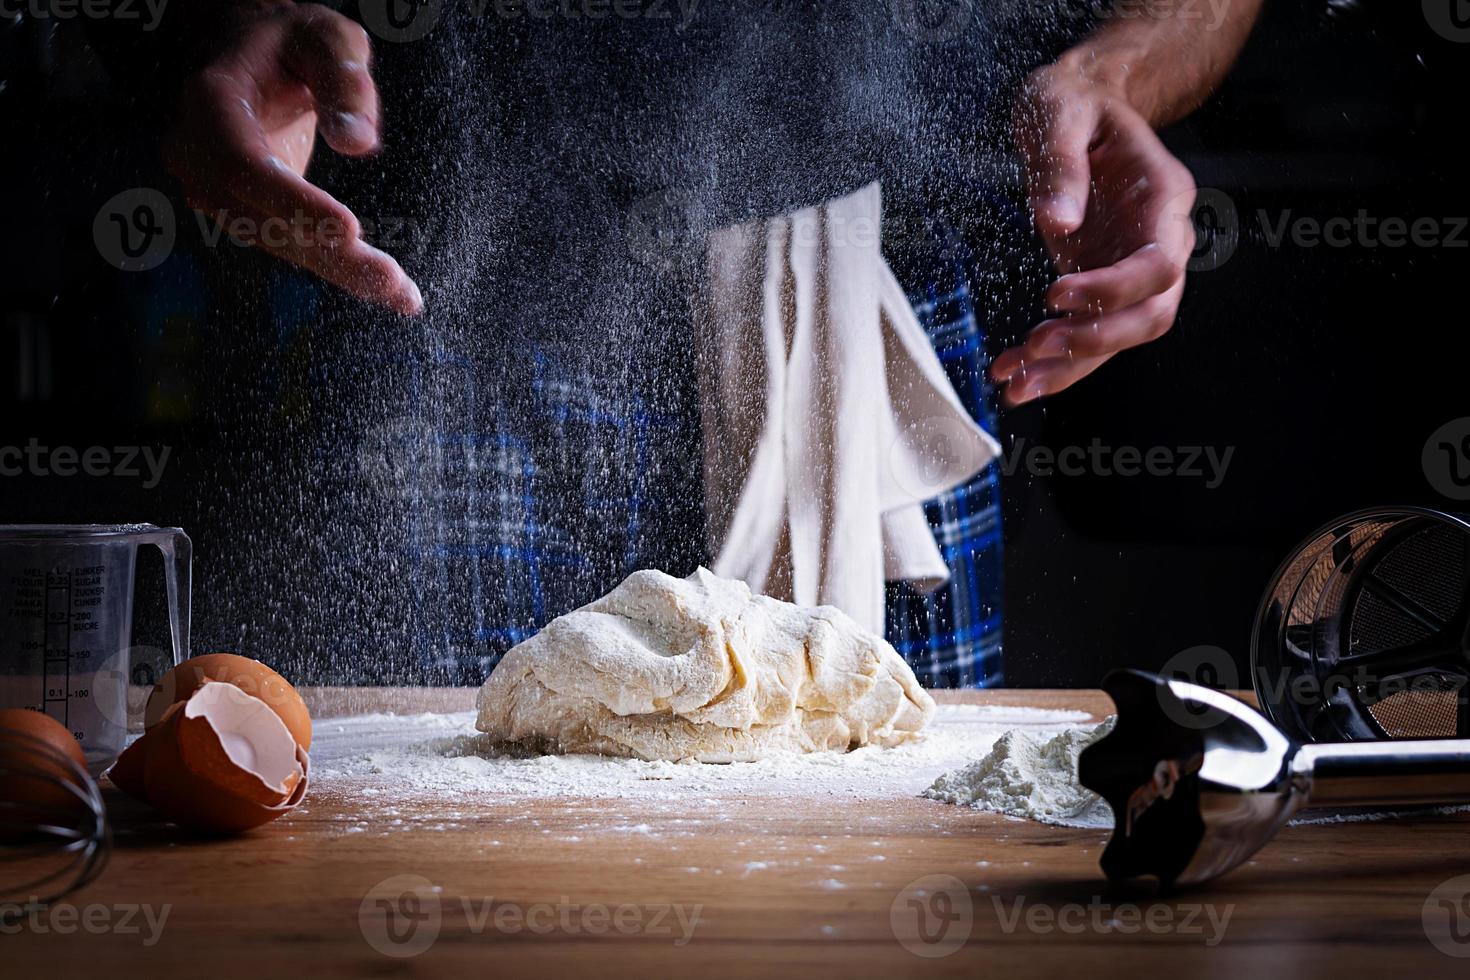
xmin=7 ymin=689 xmax=1470 ymax=978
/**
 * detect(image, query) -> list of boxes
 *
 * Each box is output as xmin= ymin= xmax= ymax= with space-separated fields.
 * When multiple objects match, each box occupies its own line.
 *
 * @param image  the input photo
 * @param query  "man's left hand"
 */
xmin=993 ymin=64 xmax=1197 ymax=407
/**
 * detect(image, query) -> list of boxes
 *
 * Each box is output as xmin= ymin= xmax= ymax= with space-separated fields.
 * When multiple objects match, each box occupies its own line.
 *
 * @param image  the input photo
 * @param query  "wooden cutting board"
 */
xmin=6 ymin=689 xmax=1470 ymax=978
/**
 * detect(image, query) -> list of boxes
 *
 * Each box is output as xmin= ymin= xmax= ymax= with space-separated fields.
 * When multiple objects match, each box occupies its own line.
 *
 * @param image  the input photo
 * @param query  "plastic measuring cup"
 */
xmin=0 ymin=524 xmax=191 ymax=773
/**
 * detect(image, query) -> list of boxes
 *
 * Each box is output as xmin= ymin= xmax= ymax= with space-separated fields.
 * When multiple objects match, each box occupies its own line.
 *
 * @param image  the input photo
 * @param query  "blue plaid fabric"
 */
xmin=361 ymin=342 xmax=704 ymax=684
xmin=245 ymin=219 xmax=1006 ymax=687
xmin=885 ymin=229 xmax=1006 ymax=689
xmin=347 ymin=226 xmax=1008 ymax=688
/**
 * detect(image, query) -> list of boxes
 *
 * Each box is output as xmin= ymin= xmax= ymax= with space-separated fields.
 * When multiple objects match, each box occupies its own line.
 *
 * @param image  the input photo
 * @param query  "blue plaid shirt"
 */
xmin=179 ymin=214 xmax=1010 ymax=689
xmin=885 ymin=227 xmax=1006 ymax=688
xmin=388 ymin=223 xmax=1008 ymax=688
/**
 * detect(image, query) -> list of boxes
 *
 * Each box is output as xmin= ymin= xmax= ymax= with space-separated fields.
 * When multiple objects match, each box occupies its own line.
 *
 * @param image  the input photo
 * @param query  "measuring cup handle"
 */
xmin=140 ymin=527 xmax=192 ymax=668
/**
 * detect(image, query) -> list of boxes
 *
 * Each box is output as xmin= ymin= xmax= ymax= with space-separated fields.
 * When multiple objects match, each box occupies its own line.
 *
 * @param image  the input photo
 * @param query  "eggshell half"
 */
xmin=105 ymin=735 xmax=149 ymax=803
xmin=106 ymin=701 xmax=182 ymax=805
xmin=146 ymin=653 xmax=313 ymax=751
xmin=144 ymin=684 xmax=309 ymax=834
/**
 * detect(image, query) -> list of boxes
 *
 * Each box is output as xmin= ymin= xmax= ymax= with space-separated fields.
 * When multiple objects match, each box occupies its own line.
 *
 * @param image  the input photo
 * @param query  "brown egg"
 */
xmin=0 ymin=708 xmax=89 ymax=835
xmin=142 ymin=683 xmax=309 ymax=834
xmin=146 ymin=653 xmax=312 ymax=751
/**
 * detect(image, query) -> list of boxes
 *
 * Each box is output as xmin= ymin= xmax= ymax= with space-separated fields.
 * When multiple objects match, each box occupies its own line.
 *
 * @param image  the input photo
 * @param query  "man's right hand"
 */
xmin=163 ymin=1 xmax=423 ymax=315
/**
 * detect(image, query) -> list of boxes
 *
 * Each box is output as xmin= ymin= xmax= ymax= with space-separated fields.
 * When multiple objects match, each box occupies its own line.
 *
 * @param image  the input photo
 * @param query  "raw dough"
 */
xmin=475 ymin=568 xmax=936 ymax=762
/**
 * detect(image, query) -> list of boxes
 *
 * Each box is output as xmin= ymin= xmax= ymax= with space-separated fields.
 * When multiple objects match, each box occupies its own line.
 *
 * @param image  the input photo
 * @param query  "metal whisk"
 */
xmin=0 ymin=732 xmax=110 ymax=913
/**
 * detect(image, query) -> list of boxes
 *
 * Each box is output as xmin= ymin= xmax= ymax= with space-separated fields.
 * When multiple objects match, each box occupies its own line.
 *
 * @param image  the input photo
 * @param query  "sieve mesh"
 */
xmin=1367 ymin=687 xmax=1462 ymax=739
xmin=1350 ymin=589 xmax=1432 ymax=658
xmin=1346 ymin=522 xmax=1469 ymax=738
xmin=1373 ymin=525 xmax=1468 ymax=623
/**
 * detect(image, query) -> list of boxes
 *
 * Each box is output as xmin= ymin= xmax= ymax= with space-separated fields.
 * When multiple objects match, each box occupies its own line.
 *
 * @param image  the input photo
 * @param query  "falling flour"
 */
xmin=922 ymin=718 xmax=1117 ymax=828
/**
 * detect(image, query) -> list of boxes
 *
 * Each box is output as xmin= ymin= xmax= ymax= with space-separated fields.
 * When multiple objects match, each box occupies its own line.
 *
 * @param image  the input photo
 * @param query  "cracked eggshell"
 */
xmin=146 ymin=653 xmax=312 ymax=752
xmin=107 ymin=701 xmax=185 ymax=805
xmin=143 ymin=683 xmax=309 ymax=833
xmin=105 ymin=736 xmax=148 ymax=801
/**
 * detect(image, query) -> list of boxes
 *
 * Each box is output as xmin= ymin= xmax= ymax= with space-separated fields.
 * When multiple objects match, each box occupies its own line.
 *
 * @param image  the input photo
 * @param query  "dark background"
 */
xmin=1000 ymin=0 xmax=1470 ymax=686
xmin=3 ymin=0 xmax=1468 ymax=687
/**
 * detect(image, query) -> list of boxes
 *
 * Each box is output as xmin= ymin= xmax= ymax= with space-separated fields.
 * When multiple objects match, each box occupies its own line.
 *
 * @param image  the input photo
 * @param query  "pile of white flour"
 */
xmin=921 ymin=719 xmax=1116 ymax=828
xmin=309 ymin=703 xmax=1104 ymax=812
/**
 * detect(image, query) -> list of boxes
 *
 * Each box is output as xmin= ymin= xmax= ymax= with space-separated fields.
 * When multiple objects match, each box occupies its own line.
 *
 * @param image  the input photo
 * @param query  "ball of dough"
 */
xmin=475 ymin=568 xmax=935 ymax=762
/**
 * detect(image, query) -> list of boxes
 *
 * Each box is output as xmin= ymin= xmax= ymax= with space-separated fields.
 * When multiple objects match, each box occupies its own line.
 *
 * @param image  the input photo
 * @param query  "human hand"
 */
xmin=992 ymin=62 xmax=1196 ymax=406
xmin=163 ymin=2 xmax=422 ymax=315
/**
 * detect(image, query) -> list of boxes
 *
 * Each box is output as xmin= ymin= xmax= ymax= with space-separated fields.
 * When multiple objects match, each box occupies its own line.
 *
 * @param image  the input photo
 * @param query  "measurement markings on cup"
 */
xmin=44 ymin=570 xmax=73 ymax=731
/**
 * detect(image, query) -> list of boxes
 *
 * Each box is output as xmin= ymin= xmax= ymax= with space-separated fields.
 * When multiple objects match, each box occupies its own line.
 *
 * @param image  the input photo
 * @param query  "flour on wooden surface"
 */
xmin=309 ymin=703 xmax=1092 ymax=804
xmin=307 ymin=706 xmax=1470 ymax=840
xmin=922 ymin=719 xmax=1116 ymax=829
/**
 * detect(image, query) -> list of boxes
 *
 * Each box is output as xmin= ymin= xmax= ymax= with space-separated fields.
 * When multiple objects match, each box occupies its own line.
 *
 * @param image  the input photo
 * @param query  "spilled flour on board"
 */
xmin=309 ymin=703 xmax=1098 ymax=806
xmin=307 ymin=704 xmax=1470 ymax=839
xmin=922 ymin=718 xmax=1116 ymax=829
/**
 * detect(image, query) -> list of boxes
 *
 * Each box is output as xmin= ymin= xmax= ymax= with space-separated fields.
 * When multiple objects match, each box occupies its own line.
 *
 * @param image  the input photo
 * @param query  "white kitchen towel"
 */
xmin=696 ymin=180 xmax=1000 ymax=633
